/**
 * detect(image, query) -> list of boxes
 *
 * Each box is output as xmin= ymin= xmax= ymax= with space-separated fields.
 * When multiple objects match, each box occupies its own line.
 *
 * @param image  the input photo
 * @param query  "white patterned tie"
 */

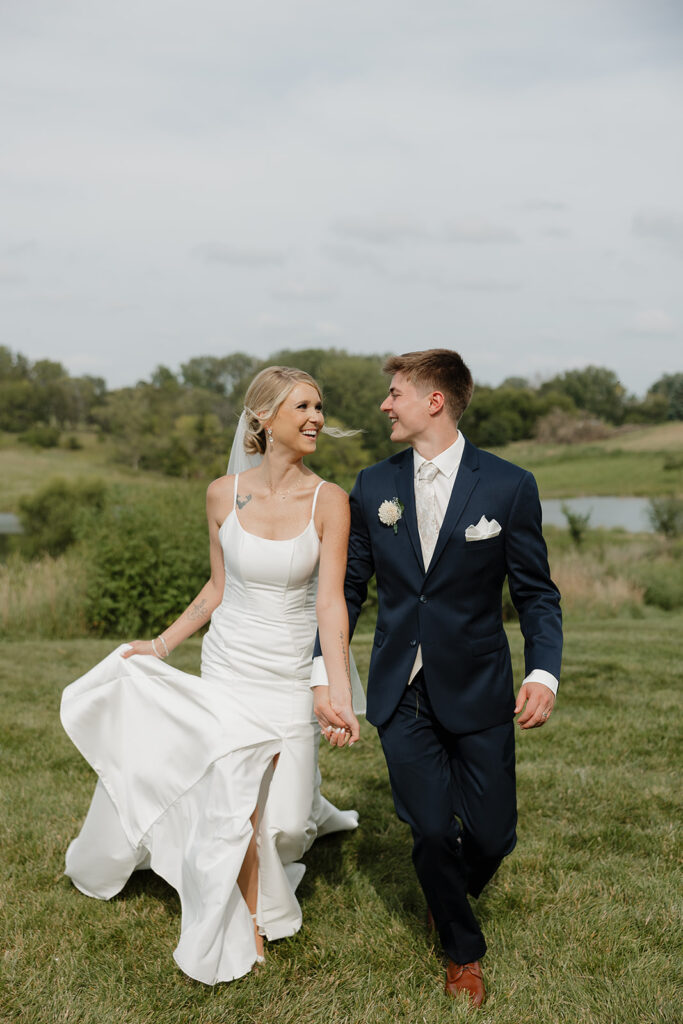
xmin=415 ymin=461 xmax=439 ymax=567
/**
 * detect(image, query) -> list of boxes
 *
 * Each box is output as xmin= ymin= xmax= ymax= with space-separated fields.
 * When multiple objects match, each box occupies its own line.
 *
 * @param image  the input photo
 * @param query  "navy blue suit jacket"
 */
xmin=323 ymin=438 xmax=562 ymax=734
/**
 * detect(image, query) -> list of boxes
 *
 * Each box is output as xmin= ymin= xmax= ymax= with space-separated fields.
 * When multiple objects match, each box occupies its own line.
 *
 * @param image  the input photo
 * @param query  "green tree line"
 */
xmin=1 ymin=345 xmax=681 ymax=477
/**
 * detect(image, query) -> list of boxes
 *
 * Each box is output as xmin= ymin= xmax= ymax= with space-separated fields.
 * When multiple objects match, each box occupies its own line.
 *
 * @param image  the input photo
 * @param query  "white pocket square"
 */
xmin=465 ymin=515 xmax=502 ymax=542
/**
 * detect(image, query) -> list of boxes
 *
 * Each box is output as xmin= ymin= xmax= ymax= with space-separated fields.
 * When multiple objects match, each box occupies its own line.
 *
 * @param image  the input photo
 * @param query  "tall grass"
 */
xmin=551 ymin=550 xmax=645 ymax=616
xmin=0 ymin=552 xmax=88 ymax=639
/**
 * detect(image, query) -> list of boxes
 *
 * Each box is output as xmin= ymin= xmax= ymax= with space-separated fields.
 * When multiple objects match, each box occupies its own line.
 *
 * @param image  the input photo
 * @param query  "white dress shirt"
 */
xmin=311 ymin=433 xmax=558 ymax=696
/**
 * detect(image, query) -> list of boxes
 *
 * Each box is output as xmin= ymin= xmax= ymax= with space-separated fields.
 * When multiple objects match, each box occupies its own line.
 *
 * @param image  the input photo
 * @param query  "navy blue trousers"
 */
xmin=377 ymin=670 xmax=517 ymax=964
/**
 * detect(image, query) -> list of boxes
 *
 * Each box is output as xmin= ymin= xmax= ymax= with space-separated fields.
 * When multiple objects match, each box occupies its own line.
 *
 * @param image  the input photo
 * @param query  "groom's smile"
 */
xmin=380 ymin=372 xmax=433 ymax=446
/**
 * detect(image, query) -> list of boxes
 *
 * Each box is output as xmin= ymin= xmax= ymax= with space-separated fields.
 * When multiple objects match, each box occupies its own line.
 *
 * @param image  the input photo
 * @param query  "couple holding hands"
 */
xmin=61 ymin=348 xmax=562 ymax=1008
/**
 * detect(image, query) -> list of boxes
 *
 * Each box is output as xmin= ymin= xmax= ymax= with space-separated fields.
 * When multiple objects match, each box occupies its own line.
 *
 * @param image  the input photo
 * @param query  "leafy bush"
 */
xmin=77 ymin=486 xmax=208 ymax=637
xmin=19 ymin=425 xmax=61 ymax=448
xmin=18 ymin=477 xmax=108 ymax=558
xmin=562 ymin=503 xmax=591 ymax=546
xmin=640 ymin=564 xmax=683 ymax=610
xmin=663 ymin=452 xmax=683 ymax=472
xmin=648 ymin=497 xmax=683 ymax=538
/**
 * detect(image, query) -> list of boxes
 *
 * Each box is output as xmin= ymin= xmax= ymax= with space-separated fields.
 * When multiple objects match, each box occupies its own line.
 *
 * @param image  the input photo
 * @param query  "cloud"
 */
xmin=194 ymin=243 xmax=286 ymax=268
xmin=0 ymin=265 xmax=26 ymax=285
xmin=254 ymin=313 xmax=343 ymax=342
xmin=270 ymin=282 xmax=335 ymax=302
xmin=321 ymin=242 xmax=384 ymax=271
xmin=624 ymin=309 xmax=676 ymax=336
xmin=632 ymin=209 xmax=683 ymax=257
xmin=520 ymin=200 xmax=569 ymax=212
xmin=5 ymin=240 xmax=38 ymax=258
xmin=442 ymin=218 xmax=519 ymax=244
xmin=330 ymin=215 xmax=520 ymax=248
xmin=331 ymin=217 xmax=428 ymax=246
xmin=543 ymin=227 xmax=571 ymax=238
xmin=388 ymin=269 xmax=522 ymax=292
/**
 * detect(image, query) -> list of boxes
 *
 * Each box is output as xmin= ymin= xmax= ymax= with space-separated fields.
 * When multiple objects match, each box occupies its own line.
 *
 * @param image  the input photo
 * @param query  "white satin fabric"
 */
xmin=61 ymin=479 xmax=359 ymax=985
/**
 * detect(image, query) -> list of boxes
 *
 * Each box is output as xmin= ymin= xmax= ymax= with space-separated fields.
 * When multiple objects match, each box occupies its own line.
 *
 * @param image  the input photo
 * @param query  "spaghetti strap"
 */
xmin=310 ymin=480 xmax=326 ymax=520
xmin=233 ymin=473 xmax=239 ymax=510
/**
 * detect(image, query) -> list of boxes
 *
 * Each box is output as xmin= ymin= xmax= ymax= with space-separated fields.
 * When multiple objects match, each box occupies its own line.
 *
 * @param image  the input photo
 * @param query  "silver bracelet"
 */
xmin=157 ymin=634 xmax=170 ymax=658
xmin=151 ymin=638 xmax=162 ymax=659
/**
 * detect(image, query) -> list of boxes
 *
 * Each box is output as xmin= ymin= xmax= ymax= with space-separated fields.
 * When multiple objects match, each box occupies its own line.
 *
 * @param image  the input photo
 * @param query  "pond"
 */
xmin=541 ymin=496 xmax=654 ymax=533
xmin=0 ymin=513 xmax=22 ymax=534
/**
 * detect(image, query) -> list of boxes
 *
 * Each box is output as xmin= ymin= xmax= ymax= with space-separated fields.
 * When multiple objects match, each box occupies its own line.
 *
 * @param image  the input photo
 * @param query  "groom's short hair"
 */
xmin=383 ymin=349 xmax=474 ymax=424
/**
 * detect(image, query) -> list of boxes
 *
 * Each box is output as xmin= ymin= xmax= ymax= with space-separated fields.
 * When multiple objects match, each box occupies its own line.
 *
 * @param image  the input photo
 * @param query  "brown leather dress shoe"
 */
xmin=445 ymin=959 xmax=485 ymax=1007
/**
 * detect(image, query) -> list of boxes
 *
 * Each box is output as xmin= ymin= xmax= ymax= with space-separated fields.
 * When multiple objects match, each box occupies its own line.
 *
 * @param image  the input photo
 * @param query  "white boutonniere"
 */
xmin=378 ymin=497 xmax=404 ymax=535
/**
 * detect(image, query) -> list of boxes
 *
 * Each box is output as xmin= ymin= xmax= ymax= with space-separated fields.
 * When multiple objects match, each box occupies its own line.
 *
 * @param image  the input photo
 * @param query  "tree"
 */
xmin=180 ymin=354 xmax=261 ymax=397
xmin=648 ymin=373 xmax=683 ymax=420
xmin=0 ymin=380 xmax=40 ymax=430
xmin=0 ymin=346 xmax=30 ymax=380
xmin=539 ymin=366 xmax=626 ymax=424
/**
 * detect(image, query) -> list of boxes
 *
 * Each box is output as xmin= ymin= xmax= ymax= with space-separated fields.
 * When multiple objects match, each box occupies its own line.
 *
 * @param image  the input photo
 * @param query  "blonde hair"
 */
xmin=242 ymin=366 xmax=323 ymax=456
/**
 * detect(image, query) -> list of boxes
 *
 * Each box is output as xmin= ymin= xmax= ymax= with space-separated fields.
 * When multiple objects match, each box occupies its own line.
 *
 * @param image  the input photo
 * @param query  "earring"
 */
xmin=267 ymin=427 xmax=274 ymax=446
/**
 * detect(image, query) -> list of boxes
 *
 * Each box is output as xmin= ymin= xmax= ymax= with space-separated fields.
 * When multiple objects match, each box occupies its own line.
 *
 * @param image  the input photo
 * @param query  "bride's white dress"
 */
xmin=61 ymin=477 xmax=360 ymax=985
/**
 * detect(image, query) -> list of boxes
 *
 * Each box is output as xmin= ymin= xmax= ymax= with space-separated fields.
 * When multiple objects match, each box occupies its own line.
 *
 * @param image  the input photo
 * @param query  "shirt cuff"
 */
xmin=310 ymin=656 xmax=329 ymax=688
xmin=523 ymin=668 xmax=558 ymax=696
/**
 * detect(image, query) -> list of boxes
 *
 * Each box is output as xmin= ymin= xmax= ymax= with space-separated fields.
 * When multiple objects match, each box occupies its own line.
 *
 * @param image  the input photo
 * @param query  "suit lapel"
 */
xmin=393 ymin=450 xmax=424 ymax=572
xmin=425 ymin=438 xmax=480 ymax=579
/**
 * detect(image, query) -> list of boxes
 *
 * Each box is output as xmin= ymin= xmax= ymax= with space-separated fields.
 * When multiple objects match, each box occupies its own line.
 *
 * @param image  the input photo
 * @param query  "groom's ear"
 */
xmin=427 ymin=390 xmax=445 ymax=416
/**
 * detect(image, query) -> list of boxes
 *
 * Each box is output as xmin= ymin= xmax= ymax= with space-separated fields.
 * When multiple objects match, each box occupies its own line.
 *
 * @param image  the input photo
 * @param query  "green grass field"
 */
xmin=1 ymin=617 xmax=681 ymax=1024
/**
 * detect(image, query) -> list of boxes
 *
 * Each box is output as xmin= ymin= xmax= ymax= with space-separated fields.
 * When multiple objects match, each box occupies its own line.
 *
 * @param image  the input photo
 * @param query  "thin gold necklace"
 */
xmin=266 ymin=476 xmax=308 ymax=500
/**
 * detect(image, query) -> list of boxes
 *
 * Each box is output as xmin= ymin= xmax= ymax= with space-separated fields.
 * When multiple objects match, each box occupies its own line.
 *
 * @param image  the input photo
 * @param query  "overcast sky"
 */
xmin=2 ymin=0 xmax=681 ymax=395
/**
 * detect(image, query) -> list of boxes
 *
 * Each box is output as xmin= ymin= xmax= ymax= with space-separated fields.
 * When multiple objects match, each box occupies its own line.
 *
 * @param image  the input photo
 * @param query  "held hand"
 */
xmin=313 ymin=687 xmax=360 ymax=747
xmin=514 ymin=682 xmax=555 ymax=729
xmin=121 ymin=640 xmax=161 ymax=660
xmin=329 ymin=696 xmax=360 ymax=746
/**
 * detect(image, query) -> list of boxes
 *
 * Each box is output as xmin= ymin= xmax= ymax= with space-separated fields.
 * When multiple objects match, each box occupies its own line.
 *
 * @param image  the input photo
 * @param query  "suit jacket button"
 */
xmin=409 ymin=639 xmax=417 ymax=647
xmin=419 ymin=595 xmax=427 ymax=604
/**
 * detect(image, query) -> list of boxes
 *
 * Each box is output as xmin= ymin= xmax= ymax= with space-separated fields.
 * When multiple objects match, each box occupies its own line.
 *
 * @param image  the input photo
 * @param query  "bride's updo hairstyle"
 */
xmin=242 ymin=366 xmax=322 ymax=456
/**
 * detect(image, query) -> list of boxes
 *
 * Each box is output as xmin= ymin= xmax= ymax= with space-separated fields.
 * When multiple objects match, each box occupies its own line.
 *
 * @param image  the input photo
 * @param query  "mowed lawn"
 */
xmin=1 ymin=615 xmax=681 ymax=1024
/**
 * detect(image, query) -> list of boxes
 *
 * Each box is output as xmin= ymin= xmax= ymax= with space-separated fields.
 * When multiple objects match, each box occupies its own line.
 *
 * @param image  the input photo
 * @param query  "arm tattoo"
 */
xmin=188 ymin=598 xmax=208 ymax=622
xmin=236 ymin=493 xmax=252 ymax=509
xmin=339 ymin=631 xmax=352 ymax=695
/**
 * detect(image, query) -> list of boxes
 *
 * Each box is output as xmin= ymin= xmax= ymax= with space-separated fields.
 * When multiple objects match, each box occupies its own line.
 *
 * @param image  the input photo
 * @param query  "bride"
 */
xmin=61 ymin=365 xmax=363 ymax=985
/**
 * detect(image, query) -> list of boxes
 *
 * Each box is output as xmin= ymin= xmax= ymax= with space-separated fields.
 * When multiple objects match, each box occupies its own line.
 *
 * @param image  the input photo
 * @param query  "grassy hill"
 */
xmin=491 ymin=422 xmax=683 ymax=498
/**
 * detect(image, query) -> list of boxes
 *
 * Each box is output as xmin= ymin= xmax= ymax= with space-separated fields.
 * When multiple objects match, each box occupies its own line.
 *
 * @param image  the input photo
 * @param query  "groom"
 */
xmin=313 ymin=349 xmax=562 ymax=1007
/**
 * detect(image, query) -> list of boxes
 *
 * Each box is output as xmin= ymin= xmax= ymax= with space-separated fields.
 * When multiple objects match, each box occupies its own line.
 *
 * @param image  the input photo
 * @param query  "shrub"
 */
xmin=561 ymin=503 xmax=591 ymax=546
xmin=77 ymin=486 xmax=208 ymax=637
xmin=534 ymin=409 xmax=611 ymax=444
xmin=648 ymin=497 xmax=683 ymax=538
xmin=640 ymin=564 xmax=683 ymax=611
xmin=18 ymin=478 xmax=108 ymax=559
xmin=19 ymin=424 xmax=61 ymax=448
